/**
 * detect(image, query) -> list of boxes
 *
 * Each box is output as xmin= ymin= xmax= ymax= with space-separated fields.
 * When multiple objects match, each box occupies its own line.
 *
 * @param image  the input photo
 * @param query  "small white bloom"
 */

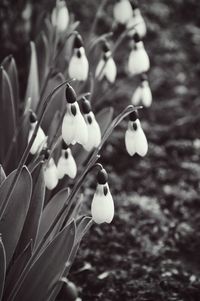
xmin=68 ymin=47 xmax=89 ymax=81
xmin=51 ymin=0 xmax=69 ymax=32
xmin=28 ymin=121 xmax=47 ymax=155
xmin=61 ymin=102 xmax=88 ymax=146
xmin=131 ymin=80 xmax=152 ymax=107
xmin=57 ymin=148 xmax=77 ymax=179
xmin=91 ymin=183 xmax=114 ymax=224
xmin=83 ymin=112 xmax=101 ymax=151
xmin=44 ymin=158 xmax=58 ymax=190
xmin=113 ymin=0 xmax=133 ymax=24
xmin=95 ymin=51 xmax=117 ymax=83
xmin=127 ymin=9 xmax=147 ymax=38
xmin=128 ymin=41 xmax=150 ymax=76
xmin=125 ymin=119 xmax=148 ymax=157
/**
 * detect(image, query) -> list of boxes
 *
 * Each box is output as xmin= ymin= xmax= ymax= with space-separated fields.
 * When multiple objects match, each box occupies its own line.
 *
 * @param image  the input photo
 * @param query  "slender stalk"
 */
xmin=88 ymin=0 xmax=108 ymax=40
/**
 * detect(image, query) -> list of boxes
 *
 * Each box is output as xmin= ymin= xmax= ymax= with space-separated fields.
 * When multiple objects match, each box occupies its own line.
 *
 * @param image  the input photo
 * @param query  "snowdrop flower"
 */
xmin=126 ymin=5 xmax=147 ymax=38
xmin=125 ymin=111 xmax=148 ymax=157
xmin=68 ymin=34 xmax=89 ymax=81
xmin=81 ymin=97 xmax=101 ymax=151
xmin=95 ymin=42 xmax=117 ymax=83
xmin=44 ymin=157 xmax=58 ymax=190
xmin=128 ymin=34 xmax=150 ymax=76
xmin=61 ymin=84 xmax=88 ymax=146
xmin=113 ymin=0 xmax=133 ymax=25
xmin=51 ymin=0 xmax=69 ymax=33
xmin=28 ymin=112 xmax=47 ymax=155
xmin=57 ymin=142 xmax=77 ymax=179
xmin=131 ymin=74 xmax=152 ymax=107
xmin=91 ymin=168 xmax=114 ymax=224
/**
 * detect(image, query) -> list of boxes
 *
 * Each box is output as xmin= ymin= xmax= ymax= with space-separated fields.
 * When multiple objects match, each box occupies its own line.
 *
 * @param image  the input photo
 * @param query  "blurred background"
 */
xmin=1 ymin=0 xmax=200 ymax=300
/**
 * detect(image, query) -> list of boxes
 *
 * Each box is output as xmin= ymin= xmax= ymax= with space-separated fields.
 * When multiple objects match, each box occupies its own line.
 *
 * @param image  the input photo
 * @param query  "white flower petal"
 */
xmin=73 ymin=104 xmax=88 ymax=146
xmin=28 ymin=122 xmax=47 ymax=155
xmin=105 ymin=57 xmax=117 ymax=83
xmin=128 ymin=42 xmax=150 ymax=75
xmin=135 ymin=126 xmax=148 ymax=157
xmin=141 ymin=82 xmax=152 ymax=107
xmin=131 ymin=86 xmax=142 ymax=106
xmin=68 ymin=48 xmax=89 ymax=81
xmin=57 ymin=149 xmax=77 ymax=179
xmin=91 ymin=184 xmax=114 ymax=224
xmin=44 ymin=158 xmax=58 ymax=190
xmin=125 ymin=129 xmax=136 ymax=156
xmin=61 ymin=109 xmax=75 ymax=145
xmin=127 ymin=10 xmax=146 ymax=38
xmin=84 ymin=113 xmax=101 ymax=151
xmin=113 ymin=0 xmax=133 ymax=24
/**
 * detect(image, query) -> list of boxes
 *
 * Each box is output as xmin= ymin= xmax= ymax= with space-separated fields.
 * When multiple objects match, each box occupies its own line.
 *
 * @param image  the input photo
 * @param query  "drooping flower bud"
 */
xmin=113 ymin=0 xmax=133 ymax=25
xmin=57 ymin=147 xmax=77 ymax=179
xmin=81 ymin=98 xmax=101 ymax=151
xmin=95 ymin=42 xmax=117 ymax=83
xmin=91 ymin=168 xmax=114 ymax=224
xmin=28 ymin=112 xmax=47 ymax=155
xmin=125 ymin=112 xmax=148 ymax=156
xmin=51 ymin=0 xmax=69 ymax=33
xmin=126 ymin=5 xmax=146 ymax=38
xmin=44 ymin=157 xmax=58 ymax=190
xmin=68 ymin=34 xmax=89 ymax=81
xmin=62 ymin=92 xmax=88 ymax=146
xmin=131 ymin=74 xmax=152 ymax=107
xmin=128 ymin=34 xmax=150 ymax=75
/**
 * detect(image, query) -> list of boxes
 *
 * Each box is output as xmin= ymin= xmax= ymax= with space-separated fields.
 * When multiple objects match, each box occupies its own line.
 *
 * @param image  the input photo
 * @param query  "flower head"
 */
xmin=131 ymin=74 xmax=152 ymax=107
xmin=57 ymin=142 xmax=77 ymax=179
xmin=113 ymin=0 xmax=133 ymax=24
xmin=95 ymin=42 xmax=117 ymax=83
xmin=28 ymin=112 xmax=47 ymax=155
xmin=81 ymin=98 xmax=101 ymax=151
xmin=126 ymin=7 xmax=146 ymax=38
xmin=128 ymin=34 xmax=150 ymax=76
xmin=91 ymin=168 xmax=114 ymax=224
xmin=68 ymin=34 xmax=89 ymax=81
xmin=51 ymin=0 xmax=69 ymax=33
xmin=125 ymin=111 xmax=148 ymax=157
xmin=61 ymin=84 xmax=88 ymax=146
xmin=44 ymin=156 xmax=58 ymax=190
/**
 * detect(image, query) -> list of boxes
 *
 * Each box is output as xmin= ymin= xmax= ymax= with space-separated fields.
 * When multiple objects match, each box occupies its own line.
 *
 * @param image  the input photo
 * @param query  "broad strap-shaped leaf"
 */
xmin=36 ymin=31 xmax=50 ymax=90
xmin=35 ymin=187 xmax=69 ymax=246
xmin=40 ymin=72 xmax=65 ymax=134
xmin=16 ymin=163 xmax=45 ymax=254
xmin=96 ymin=106 xmax=114 ymax=135
xmin=1 ymin=55 xmax=19 ymax=118
xmin=0 ymin=165 xmax=6 ymax=185
xmin=13 ymin=221 xmax=76 ymax=301
xmin=0 ymin=167 xmax=32 ymax=267
xmin=25 ymin=41 xmax=39 ymax=112
xmin=4 ymin=241 xmax=32 ymax=300
xmin=0 ymin=67 xmax=16 ymax=165
xmin=0 ymin=238 xmax=6 ymax=301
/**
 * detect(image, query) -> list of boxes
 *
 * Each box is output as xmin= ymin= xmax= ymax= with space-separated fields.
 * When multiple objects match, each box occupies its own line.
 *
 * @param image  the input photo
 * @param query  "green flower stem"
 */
xmin=88 ymin=0 xmax=108 ymax=41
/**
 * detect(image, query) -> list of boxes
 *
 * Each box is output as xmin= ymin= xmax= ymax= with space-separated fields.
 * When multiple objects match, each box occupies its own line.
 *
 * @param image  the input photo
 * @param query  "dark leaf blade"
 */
xmin=36 ymin=31 xmax=50 ymax=90
xmin=16 ymin=163 xmax=45 ymax=254
xmin=1 ymin=55 xmax=19 ymax=118
xmin=35 ymin=187 xmax=70 ymax=246
xmin=0 ymin=238 xmax=6 ymax=301
xmin=25 ymin=41 xmax=40 ymax=112
xmin=0 ymin=167 xmax=32 ymax=267
xmin=0 ymin=67 xmax=16 ymax=165
xmin=4 ymin=241 xmax=32 ymax=300
xmin=13 ymin=221 xmax=76 ymax=301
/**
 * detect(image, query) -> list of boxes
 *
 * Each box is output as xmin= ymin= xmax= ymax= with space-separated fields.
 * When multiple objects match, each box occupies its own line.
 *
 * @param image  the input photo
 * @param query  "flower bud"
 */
xmin=44 ymin=158 xmax=58 ymax=190
xmin=113 ymin=0 xmax=133 ymax=25
xmin=95 ymin=51 xmax=117 ymax=83
xmin=128 ymin=40 xmax=150 ymax=75
xmin=68 ymin=46 xmax=89 ymax=81
xmin=28 ymin=112 xmax=47 ymax=155
xmin=83 ymin=111 xmax=101 ymax=151
xmin=51 ymin=0 xmax=69 ymax=33
xmin=131 ymin=76 xmax=152 ymax=107
xmin=57 ymin=148 xmax=77 ymax=179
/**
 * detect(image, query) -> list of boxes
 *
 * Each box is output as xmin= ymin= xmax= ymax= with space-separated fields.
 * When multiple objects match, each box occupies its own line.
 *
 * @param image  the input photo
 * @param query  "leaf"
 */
xmin=0 ymin=165 xmax=6 ymax=185
xmin=13 ymin=221 xmax=76 ymax=301
xmin=16 ymin=163 xmax=45 ymax=254
xmin=0 ymin=167 xmax=32 ymax=267
xmin=0 ymin=67 xmax=16 ymax=165
xmin=76 ymin=216 xmax=93 ymax=243
xmin=0 ymin=238 xmax=6 ymax=301
xmin=41 ymin=72 xmax=66 ymax=134
xmin=36 ymin=31 xmax=50 ymax=90
xmin=4 ymin=241 xmax=32 ymax=300
xmin=96 ymin=106 xmax=114 ymax=135
xmin=36 ymin=187 xmax=69 ymax=246
xmin=1 ymin=55 xmax=19 ymax=118
xmin=25 ymin=41 xmax=40 ymax=112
